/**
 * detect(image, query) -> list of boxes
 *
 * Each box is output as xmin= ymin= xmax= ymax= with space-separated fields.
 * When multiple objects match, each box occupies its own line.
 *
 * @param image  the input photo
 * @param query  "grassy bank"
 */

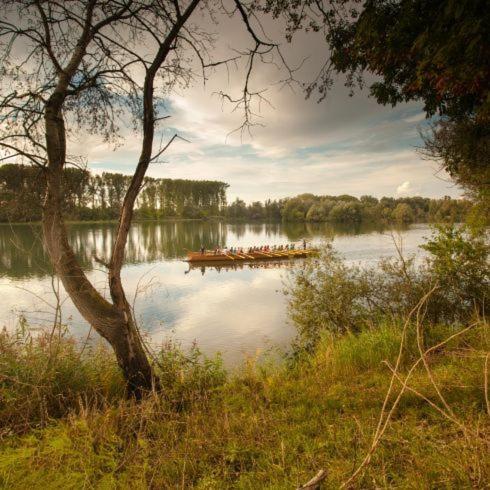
xmin=1 ymin=320 xmax=488 ymax=489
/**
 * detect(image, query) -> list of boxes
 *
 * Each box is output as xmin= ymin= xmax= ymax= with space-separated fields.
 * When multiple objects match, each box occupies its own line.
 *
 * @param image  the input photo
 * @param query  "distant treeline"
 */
xmin=0 ymin=164 xmax=470 ymax=223
xmin=0 ymin=164 xmax=228 ymax=222
xmin=225 ymin=194 xmax=471 ymax=224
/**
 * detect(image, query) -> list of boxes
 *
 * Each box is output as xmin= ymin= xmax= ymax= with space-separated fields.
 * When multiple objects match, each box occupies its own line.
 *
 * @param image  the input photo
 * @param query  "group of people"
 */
xmin=200 ymin=239 xmax=307 ymax=255
xmin=243 ymin=244 xmax=296 ymax=253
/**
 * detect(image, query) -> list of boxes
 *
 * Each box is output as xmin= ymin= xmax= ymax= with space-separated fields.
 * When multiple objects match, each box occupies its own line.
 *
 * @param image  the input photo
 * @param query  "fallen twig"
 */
xmin=297 ymin=469 xmax=327 ymax=489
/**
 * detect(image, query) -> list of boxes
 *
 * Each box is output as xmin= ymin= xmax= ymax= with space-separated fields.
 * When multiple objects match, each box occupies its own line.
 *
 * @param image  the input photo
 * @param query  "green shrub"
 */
xmin=421 ymin=224 xmax=489 ymax=317
xmin=287 ymin=226 xmax=489 ymax=350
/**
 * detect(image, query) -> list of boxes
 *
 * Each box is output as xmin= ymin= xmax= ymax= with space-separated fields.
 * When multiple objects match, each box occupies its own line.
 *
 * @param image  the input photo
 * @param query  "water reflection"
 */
xmin=0 ymin=220 xmax=399 ymax=279
xmin=0 ymin=221 xmax=426 ymax=366
xmin=186 ymin=259 xmax=301 ymax=276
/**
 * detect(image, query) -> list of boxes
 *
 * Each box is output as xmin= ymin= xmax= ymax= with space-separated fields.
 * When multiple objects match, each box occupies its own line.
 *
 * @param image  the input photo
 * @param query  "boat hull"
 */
xmin=186 ymin=249 xmax=316 ymax=263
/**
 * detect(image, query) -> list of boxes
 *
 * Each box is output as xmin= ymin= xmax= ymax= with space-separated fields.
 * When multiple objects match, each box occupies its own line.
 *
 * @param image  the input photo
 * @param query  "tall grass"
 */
xmin=0 ymin=316 xmax=488 ymax=488
xmin=0 ymin=320 xmax=123 ymax=435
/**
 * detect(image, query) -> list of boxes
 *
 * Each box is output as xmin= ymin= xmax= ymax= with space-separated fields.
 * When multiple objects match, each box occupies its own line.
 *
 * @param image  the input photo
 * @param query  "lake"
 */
xmin=0 ymin=221 xmax=433 ymax=365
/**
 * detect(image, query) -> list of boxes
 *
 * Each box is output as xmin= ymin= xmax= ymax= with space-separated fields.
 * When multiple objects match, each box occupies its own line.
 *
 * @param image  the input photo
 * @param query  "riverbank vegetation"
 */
xmin=1 ymin=315 xmax=488 ymax=488
xmin=0 ymin=164 xmax=470 ymax=225
xmin=226 ymin=194 xmax=470 ymax=224
xmin=1 ymin=225 xmax=488 ymax=488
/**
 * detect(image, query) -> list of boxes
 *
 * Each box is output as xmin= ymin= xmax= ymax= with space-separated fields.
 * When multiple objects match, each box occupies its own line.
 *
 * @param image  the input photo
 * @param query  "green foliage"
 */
xmin=286 ymin=245 xmax=373 ymax=344
xmin=271 ymin=0 xmax=489 ymax=120
xmin=227 ymin=192 xmax=470 ymax=224
xmin=281 ymin=194 xmax=316 ymax=222
xmin=287 ymin=226 xmax=488 ymax=350
xmin=328 ymin=201 xmax=362 ymax=223
xmin=421 ymin=118 xmax=490 ymax=211
xmin=421 ymin=225 xmax=489 ymax=313
xmin=392 ymin=203 xmax=415 ymax=223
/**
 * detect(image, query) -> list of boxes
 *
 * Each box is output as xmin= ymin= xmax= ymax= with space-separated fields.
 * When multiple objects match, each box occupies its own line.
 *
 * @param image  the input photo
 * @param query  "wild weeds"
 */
xmin=0 ymin=319 xmax=123 ymax=436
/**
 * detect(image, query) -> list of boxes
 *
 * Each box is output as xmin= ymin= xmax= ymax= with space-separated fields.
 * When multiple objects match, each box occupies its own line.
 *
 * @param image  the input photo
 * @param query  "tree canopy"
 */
xmin=266 ymin=0 xmax=489 ymax=120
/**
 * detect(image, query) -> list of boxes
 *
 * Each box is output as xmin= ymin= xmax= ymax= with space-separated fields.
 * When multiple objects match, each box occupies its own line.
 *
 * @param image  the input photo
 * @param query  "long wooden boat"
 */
xmin=186 ymin=248 xmax=317 ymax=263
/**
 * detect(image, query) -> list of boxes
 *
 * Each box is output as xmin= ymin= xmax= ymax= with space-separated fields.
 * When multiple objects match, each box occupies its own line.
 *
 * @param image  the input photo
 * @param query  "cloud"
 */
xmin=396 ymin=181 xmax=419 ymax=196
xmin=56 ymin=7 xmax=464 ymax=202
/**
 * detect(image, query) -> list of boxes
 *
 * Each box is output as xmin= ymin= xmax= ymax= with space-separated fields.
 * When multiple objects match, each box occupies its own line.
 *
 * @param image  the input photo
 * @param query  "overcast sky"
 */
xmin=67 ymin=3 xmax=462 ymax=203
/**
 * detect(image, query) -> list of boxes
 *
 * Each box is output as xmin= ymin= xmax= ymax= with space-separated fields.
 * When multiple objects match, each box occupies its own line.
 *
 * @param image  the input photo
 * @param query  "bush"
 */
xmin=287 ymin=226 xmax=489 ymax=350
xmin=421 ymin=224 xmax=489 ymax=316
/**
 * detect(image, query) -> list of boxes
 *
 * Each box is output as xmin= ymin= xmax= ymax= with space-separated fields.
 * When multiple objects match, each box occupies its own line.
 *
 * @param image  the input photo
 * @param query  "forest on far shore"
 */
xmin=0 ymin=164 xmax=470 ymax=224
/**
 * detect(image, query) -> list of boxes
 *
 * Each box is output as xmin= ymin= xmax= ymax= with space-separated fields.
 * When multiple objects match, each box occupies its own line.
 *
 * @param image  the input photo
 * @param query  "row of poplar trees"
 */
xmin=0 ymin=164 xmax=228 ymax=222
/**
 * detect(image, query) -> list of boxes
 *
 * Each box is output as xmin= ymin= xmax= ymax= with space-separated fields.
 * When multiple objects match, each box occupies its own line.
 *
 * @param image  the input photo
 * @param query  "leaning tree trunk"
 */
xmin=39 ymin=0 xmax=200 ymax=397
xmin=42 ymin=92 xmax=156 ymax=399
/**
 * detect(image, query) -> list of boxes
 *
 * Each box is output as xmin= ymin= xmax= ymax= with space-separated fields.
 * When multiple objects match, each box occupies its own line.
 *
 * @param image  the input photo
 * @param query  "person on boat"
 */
xmin=302 ymin=239 xmax=307 ymax=250
xmin=200 ymin=246 xmax=205 ymax=255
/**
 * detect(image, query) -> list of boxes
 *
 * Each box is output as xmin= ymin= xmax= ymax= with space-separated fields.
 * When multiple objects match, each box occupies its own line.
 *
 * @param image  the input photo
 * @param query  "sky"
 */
xmin=63 ymin=3 xmax=462 ymax=204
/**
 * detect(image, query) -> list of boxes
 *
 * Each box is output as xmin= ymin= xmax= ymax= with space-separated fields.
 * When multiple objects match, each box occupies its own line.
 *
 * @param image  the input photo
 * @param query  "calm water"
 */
xmin=0 ymin=221 xmax=432 ymax=365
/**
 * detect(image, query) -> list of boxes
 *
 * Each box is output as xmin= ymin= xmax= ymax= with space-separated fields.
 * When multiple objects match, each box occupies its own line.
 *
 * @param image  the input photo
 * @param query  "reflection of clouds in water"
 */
xmin=140 ymin=267 xmax=292 ymax=365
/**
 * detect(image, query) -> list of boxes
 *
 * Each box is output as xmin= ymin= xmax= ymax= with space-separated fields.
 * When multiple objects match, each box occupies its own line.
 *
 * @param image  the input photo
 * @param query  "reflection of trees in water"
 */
xmin=0 ymin=224 xmax=98 ymax=279
xmin=282 ymin=221 xmax=399 ymax=242
xmin=227 ymin=222 xmax=284 ymax=242
xmin=0 ymin=225 xmax=50 ymax=279
xmin=0 ymin=221 xmax=229 ymax=278
xmin=125 ymin=221 xmax=228 ymax=263
xmin=0 ymin=220 xmax=404 ymax=279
